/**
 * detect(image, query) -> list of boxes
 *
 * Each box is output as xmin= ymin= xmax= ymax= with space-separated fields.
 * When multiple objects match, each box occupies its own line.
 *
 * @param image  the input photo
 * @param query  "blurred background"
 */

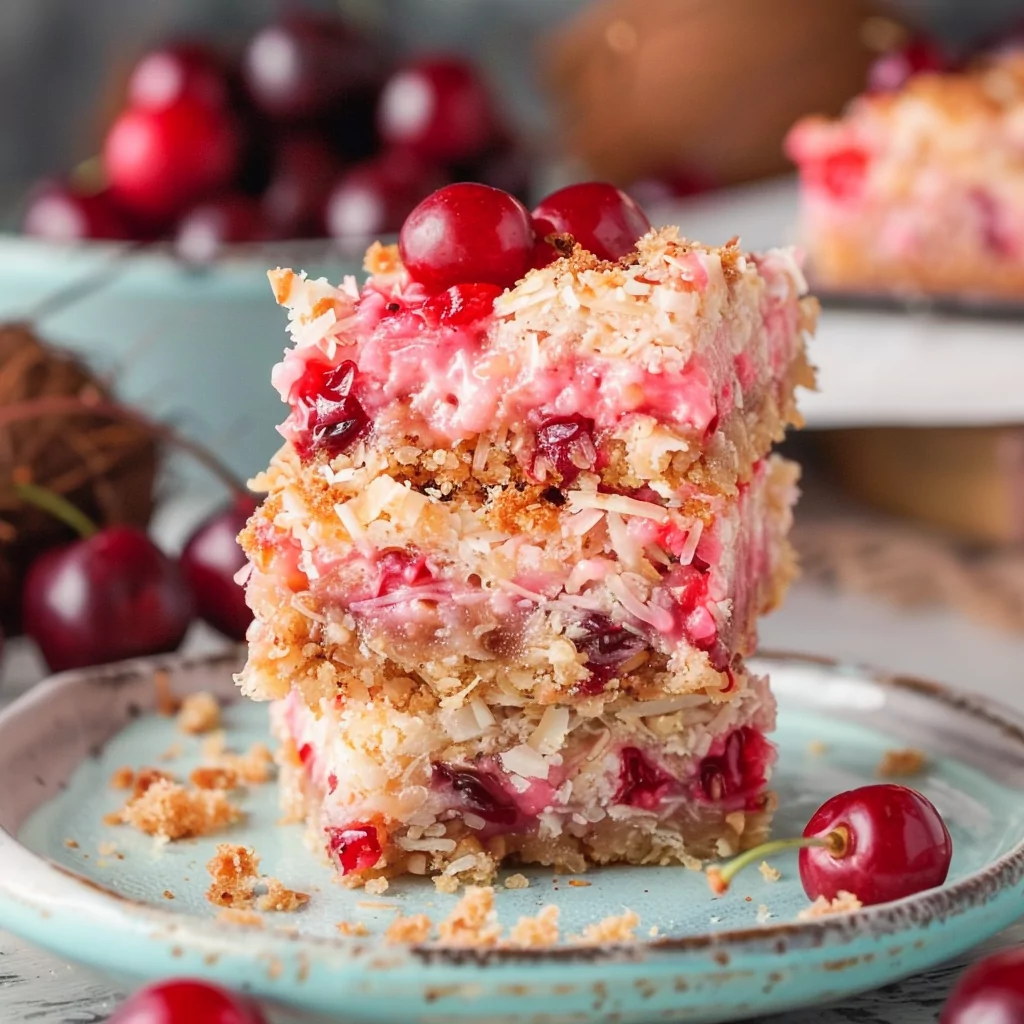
xmin=4 ymin=0 xmax=1024 ymax=678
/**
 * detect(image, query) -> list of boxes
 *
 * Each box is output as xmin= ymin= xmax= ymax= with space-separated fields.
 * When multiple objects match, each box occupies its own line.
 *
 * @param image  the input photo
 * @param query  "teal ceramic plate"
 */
xmin=1 ymin=651 xmax=1023 ymax=1024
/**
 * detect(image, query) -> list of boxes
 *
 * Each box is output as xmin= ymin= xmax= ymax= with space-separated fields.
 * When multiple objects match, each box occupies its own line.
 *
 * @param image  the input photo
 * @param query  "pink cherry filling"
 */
xmin=694 ymin=727 xmax=774 ymax=810
xmin=325 ymin=823 xmax=381 ymax=874
xmin=284 ymin=358 xmax=370 ymax=462
xmin=432 ymin=761 xmax=528 ymax=832
xmin=572 ymin=613 xmax=650 ymax=694
xmin=373 ymin=549 xmax=434 ymax=597
xmin=614 ymin=746 xmax=675 ymax=809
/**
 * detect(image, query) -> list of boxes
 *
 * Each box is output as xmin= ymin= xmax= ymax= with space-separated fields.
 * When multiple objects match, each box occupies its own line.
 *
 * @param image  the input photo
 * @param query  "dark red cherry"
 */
xmin=103 ymin=97 xmax=241 ymax=224
xmin=242 ymin=14 xmax=378 ymax=121
xmin=867 ymin=38 xmax=946 ymax=93
xmin=284 ymin=358 xmax=370 ymax=462
xmin=941 ymin=948 xmax=1024 ymax=1023
xmin=614 ymin=746 xmax=674 ymax=810
xmin=127 ymin=42 xmax=231 ymax=111
xmin=399 ymin=183 xmax=534 ymax=292
xmin=326 ymin=823 xmax=381 ymax=874
xmin=432 ymin=762 xmax=523 ymax=828
xmin=261 ymin=134 xmax=340 ymax=238
xmin=799 ymin=784 xmax=952 ymax=905
xmin=373 ymin=549 xmax=434 ymax=597
xmin=22 ymin=182 xmax=132 ymax=242
xmin=23 ymin=527 xmax=194 ymax=673
xmin=180 ymin=496 xmax=258 ymax=641
xmin=378 ymin=57 xmax=496 ymax=163
xmin=571 ymin=613 xmax=649 ymax=692
xmin=108 ymin=979 xmax=266 ymax=1024
xmin=695 ymin=727 xmax=774 ymax=809
xmin=531 ymin=415 xmax=596 ymax=486
xmin=175 ymin=194 xmax=264 ymax=262
xmin=531 ymin=182 xmax=652 ymax=263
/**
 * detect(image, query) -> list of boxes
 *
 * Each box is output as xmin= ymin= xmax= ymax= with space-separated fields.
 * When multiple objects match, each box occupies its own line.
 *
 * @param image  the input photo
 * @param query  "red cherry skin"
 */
xmin=128 ymin=43 xmax=231 ymax=111
xmin=940 ymin=948 xmax=1024 ymax=1023
xmin=180 ymin=497 xmax=257 ymax=641
xmin=242 ymin=14 xmax=377 ymax=121
xmin=104 ymin=97 xmax=240 ymax=224
xmin=22 ymin=527 xmax=194 ymax=673
xmin=261 ymin=134 xmax=340 ymax=238
xmin=175 ymin=195 xmax=264 ymax=262
xmin=799 ymin=784 xmax=952 ymax=906
xmin=22 ymin=182 xmax=132 ymax=242
xmin=108 ymin=979 xmax=267 ymax=1024
xmin=399 ymin=183 xmax=533 ymax=292
xmin=531 ymin=182 xmax=652 ymax=263
xmin=378 ymin=57 xmax=496 ymax=163
xmin=867 ymin=38 xmax=946 ymax=93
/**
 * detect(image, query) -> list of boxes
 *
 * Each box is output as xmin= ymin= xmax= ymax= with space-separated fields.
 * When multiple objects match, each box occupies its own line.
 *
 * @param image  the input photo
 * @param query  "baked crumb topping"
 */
xmin=576 ymin=909 xmax=641 ymax=944
xmin=206 ymin=844 xmax=261 ymax=908
xmin=178 ymin=692 xmax=221 ymax=735
xmin=385 ymin=914 xmax=433 ymax=945
xmin=508 ymin=905 xmax=560 ymax=948
xmin=437 ymin=886 xmax=502 ymax=948
xmin=797 ymin=890 xmax=863 ymax=920
xmin=258 ymin=878 xmax=310 ymax=912
xmin=119 ymin=779 xmax=241 ymax=841
xmin=877 ymin=748 xmax=927 ymax=778
xmin=759 ymin=860 xmax=781 ymax=883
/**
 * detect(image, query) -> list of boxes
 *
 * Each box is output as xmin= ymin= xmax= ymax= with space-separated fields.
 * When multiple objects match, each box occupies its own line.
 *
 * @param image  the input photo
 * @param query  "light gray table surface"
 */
xmin=2 ymin=569 xmax=1023 ymax=1022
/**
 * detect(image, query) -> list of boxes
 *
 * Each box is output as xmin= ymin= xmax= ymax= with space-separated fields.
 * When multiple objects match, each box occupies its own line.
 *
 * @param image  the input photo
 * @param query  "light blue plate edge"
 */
xmin=1 ymin=651 xmax=1023 ymax=1024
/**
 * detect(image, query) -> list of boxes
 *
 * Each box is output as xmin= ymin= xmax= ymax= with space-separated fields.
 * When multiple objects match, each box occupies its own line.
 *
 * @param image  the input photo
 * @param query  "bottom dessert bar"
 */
xmin=271 ymin=676 xmax=777 ymax=888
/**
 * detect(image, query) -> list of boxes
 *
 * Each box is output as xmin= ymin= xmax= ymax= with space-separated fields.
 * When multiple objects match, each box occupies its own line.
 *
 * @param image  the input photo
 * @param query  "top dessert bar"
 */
xmin=238 ymin=228 xmax=815 ymax=711
xmin=787 ymin=52 xmax=1024 ymax=300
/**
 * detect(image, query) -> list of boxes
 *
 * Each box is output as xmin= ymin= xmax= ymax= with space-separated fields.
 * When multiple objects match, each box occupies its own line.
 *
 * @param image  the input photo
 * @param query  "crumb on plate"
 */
xmin=437 ymin=886 xmax=501 ymax=948
xmin=190 ymin=766 xmax=240 ymax=791
xmin=207 ymin=741 xmax=274 ymax=785
xmin=877 ymin=748 xmax=928 ymax=778
xmin=154 ymin=668 xmax=180 ymax=716
xmin=433 ymin=874 xmax=460 ymax=895
xmin=568 ymin=879 xmax=592 ymax=887
xmin=503 ymin=873 xmax=530 ymax=890
xmin=507 ymin=905 xmax=560 ymax=948
xmin=759 ymin=860 xmax=781 ymax=883
xmin=178 ymin=691 xmax=221 ymax=735
xmin=807 ymin=739 xmax=828 ymax=756
xmin=576 ymin=909 xmax=641 ymax=945
xmin=258 ymin=877 xmax=310 ymax=913
xmin=336 ymin=921 xmax=370 ymax=937
xmin=385 ymin=914 xmax=432 ymax=945
xmin=163 ymin=890 xmax=175 ymax=900
xmin=63 ymin=838 xmax=78 ymax=849
xmin=110 ymin=766 xmax=135 ymax=790
xmin=119 ymin=780 xmax=241 ymax=842
xmin=364 ymin=877 xmax=389 ymax=896
xmin=217 ymin=908 xmax=264 ymax=928
xmin=798 ymin=890 xmax=863 ymax=920
xmin=131 ymin=767 xmax=176 ymax=799
xmin=206 ymin=843 xmax=261 ymax=908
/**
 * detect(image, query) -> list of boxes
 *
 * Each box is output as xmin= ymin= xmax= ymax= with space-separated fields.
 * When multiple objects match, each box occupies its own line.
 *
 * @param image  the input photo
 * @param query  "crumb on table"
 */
xmin=206 ymin=843 xmax=261 ymax=908
xmin=576 ymin=909 xmax=641 ymax=945
xmin=119 ymin=780 xmax=241 ymax=842
xmin=258 ymin=878 xmax=310 ymax=913
xmin=178 ymin=691 xmax=221 ymax=735
xmin=507 ymin=905 xmax=560 ymax=948
xmin=503 ymin=873 xmax=529 ymax=890
xmin=798 ymin=891 xmax=863 ymax=920
xmin=437 ymin=886 xmax=501 ymax=948
xmin=877 ymin=748 xmax=928 ymax=778
xmin=336 ymin=921 xmax=370 ymax=937
xmin=759 ymin=860 xmax=781 ymax=883
xmin=385 ymin=914 xmax=433 ymax=945
xmin=217 ymin=908 xmax=264 ymax=929
xmin=109 ymin=766 xmax=135 ymax=790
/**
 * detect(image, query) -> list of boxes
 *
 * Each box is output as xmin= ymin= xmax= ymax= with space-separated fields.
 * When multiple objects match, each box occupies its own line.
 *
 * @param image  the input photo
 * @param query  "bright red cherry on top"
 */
xmin=23 ymin=525 xmax=193 ymax=673
xmin=180 ymin=496 xmax=258 ymax=641
xmin=22 ymin=182 xmax=132 ymax=242
xmin=707 ymin=784 xmax=952 ymax=907
xmin=531 ymin=182 xmax=652 ymax=263
xmin=127 ymin=43 xmax=232 ymax=111
xmin=941 ymin=948 xmax=1024 ymax=1023
xmin=378 ymin=57 xmax=496 ymax=163
xmin=399 ymin=183 xmax=534 ymax=292
xmin=108 ymin=978 xmax=267 ymax=1024
xmin=103 ymin=97 xmax=240 ymax=223
xmin=867 ymin=37 xmax=946 ymax=93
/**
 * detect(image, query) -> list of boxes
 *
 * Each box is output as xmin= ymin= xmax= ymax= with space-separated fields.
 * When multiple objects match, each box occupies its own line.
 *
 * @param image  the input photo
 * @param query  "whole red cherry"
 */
xmin=127 ymin=42 xmax=232 ymax=111
xmin=23 ymin=527 xmax=194 ymax=673
xmin=108 ymin=979 xmax=266 ymax=1024
xmin=175 ymin=195 xmax=264 ymax=262
xmin=378 ymin=56 xmax=496 ymax=163
xmin=180 ymin=496 xmax=257 ymax=641
xmin=261 ymin=134 xmax=340 ymax=238
xmin=867 ymin=37 xmax=946 ymax=93
xmin=22 ymin=182 xmax=132 ymax=242
xmin=532 ymin=182 xmax=652 ymax=264
xmin=941 ymin=948 xmax=1024 ymax=1023
xmin=399 ymin=182 xmax=534 ymax=292
xmin=104 ymin=96 xmax=241 ymax=224
xmin=708 ymin=784 xmax=952 ymax=908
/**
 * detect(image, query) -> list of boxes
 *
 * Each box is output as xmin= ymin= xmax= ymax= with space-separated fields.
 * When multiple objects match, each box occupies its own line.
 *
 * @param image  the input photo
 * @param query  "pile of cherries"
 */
xmin=21 ymin=12 xmax=527 ymax=257
xmin=15 ymin=487 xmax=255 ymax=672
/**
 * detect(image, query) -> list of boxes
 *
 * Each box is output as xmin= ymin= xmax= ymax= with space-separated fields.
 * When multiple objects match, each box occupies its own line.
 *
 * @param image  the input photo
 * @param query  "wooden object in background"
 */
xmin=819 ymin=426 xmax=1024 ymax=543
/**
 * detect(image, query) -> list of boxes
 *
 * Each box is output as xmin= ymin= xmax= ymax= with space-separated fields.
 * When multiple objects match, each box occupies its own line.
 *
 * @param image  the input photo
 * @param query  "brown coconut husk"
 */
xmin=0 ymin=323 xmax=158 ymax=632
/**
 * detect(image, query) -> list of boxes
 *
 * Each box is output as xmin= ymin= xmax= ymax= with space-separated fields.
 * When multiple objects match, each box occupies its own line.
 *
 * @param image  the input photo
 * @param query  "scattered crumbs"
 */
xmin=190 ymin=766 xmax=240 ymax=791
xmin=336 ymin=921 xmax=370 ymax=937
xmin=163 ymin=890 xmax=175 ymax=900
xmin=759 ymin=861 xmax=781 ymax=883
xmin=709 ymin=916 xmax=721 ymax=924
xmin=437 ymin=886 xmax=501 ymax=948
xmin=131 ymin=767 xmax=176 ymax=799
xmin=206 ymin=844 xmax=260 ymax=908
xmin=756 ymin=904 xmax=772 ymax=924
xmin=276 ymin=925 xmax=299 ymax=938
xmin=120 ymin=780 xmax=241 ymax=841
xmin=385 ymin=914 xmax=432 ymax=945
xmin=63 ymin=838 xmax=79 ymax=849
xmin=877 ymin=748 xmax=928 ymax=778
xmin=807 ymin=739 xmax=828 ymax=757
xmin=96 ymin=859 xmax=109 ymax=869
xmin=202 ymin=730 xmax=227 ymax=759
xmin=744 ymin=896 xmax=752 ymax=903
xmin=364 ymin=877 xmax=389 ymax=896
xmin=507 ymin=905 xmax=560 ymax=948
xmin=577 ymin=909 xmax=641 ymax=945
xmin=98 ymin=842 xmax=122 ymax=859
xmin=503 ymin=873 xmax=530 ymax=890
xmin=648 ymin=925 xmax=660 ymax=938
xmin=154 ymin=668 xmax=180 ymax=716
xmin=568 ymin=879 xmax=592 ymax=888
xmin=433 ymin=874 xmax=460 ymax=895
xmin=356 ymin=901 xmax=400 ymax=911
xmin=159 ymin=742 xmax=183 ymax=763
xmin=109 ymin=766 xmax=135 ymax=790
xmin=177 ymin=691 xmax=221 ymax=735
xmin=209 ymin=742 xmax=274 ymax=785
xmin=798 ymin=891 xmax=863 ymax=921
xmin=102 ymin=811 xmax=123 ymax=827
xmin=217 ymin=908 xmax=264 ymax=929
xmin=258 ymin=878 xmax=310 ymax=913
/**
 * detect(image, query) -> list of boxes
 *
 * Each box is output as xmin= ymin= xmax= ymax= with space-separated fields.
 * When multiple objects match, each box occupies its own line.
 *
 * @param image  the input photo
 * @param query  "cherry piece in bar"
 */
xmin=286 ymin=358 xmax=370 ymax=462
xmin=326 ymin=823 xmax=382 ymax=874
xmin=531 ymin=415 xmax=597 ymax=486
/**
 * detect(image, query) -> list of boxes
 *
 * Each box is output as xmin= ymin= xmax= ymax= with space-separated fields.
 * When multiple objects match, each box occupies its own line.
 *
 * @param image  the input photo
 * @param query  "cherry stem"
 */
xmin=16 ymin=482 xmax=98 ymax=539
xmin=0 ymin=395 xmax=248 ymax=499
xmin=706 ymin=830 xmax=847 ymax=896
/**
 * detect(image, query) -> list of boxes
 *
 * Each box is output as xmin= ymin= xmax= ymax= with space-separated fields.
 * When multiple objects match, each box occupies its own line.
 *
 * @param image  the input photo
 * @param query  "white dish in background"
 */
xmin=652 ymin=177 xmax=1024 ymax=430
